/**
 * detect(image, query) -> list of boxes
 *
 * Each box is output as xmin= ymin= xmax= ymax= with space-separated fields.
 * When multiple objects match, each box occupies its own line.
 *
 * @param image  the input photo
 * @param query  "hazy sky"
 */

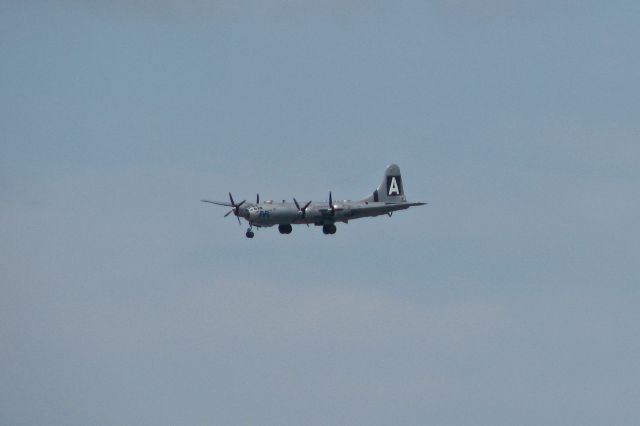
xmin=2 ymin=1 xmax=639 ymax=425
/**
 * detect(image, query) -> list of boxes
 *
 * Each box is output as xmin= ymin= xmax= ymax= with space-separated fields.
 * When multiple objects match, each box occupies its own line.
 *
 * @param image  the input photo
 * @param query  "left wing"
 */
xmin=200 ymin=199 xmax=234 ymax=207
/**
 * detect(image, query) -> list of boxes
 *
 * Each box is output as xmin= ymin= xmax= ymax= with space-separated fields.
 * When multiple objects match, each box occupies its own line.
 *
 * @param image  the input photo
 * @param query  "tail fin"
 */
xmin=362 ymin=164 xmax=407 ymax=203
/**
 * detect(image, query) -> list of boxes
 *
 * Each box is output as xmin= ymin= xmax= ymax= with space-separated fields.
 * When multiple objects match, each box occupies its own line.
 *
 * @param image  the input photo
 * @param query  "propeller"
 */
xmin=326 ymin=191 xmax=344 ymax=215
xmin=293 ymin=198 xmax=312 ymax=221
xmin=256 ymin=193 xmax=260 ymax=204
xmin=200 ymin=193 xmax=245 ymax=225
xmin=329 ymin=191 xmax=335 ymax=215
xmin=225 ymin=192 xmax=246 ymax=225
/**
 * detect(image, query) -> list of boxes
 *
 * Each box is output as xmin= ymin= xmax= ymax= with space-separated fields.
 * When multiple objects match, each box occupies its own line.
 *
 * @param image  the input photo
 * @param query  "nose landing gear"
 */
xmin=246 ymin=227 xmax=254 ymax=238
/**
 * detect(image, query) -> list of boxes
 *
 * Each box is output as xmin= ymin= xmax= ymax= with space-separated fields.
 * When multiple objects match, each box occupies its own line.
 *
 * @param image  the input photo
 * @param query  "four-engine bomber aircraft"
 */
xmin=201 ymin=164 xmax=426 ymax=238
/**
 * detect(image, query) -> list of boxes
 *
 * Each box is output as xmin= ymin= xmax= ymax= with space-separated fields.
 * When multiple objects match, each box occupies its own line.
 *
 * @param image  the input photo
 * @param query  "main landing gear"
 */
xmin=245 ymin=227 xmax=254 ymax=238
xmin=278 ymin=224 xmax=293 ymax=234
xmin=322 ymin=224 xmax=337 ymax=235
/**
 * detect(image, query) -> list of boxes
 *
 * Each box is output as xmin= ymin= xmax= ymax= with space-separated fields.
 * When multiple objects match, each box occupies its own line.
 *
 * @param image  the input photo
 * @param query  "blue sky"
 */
xmin=2 ymin=1 xmax=640 ymax=425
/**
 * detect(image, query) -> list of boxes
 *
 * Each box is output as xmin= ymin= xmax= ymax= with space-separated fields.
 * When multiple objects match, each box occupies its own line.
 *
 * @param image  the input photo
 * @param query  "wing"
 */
xmin=200 ymin=199 xmax=234 ymax=207
xmin=350 ymin=202 xmax=426 ymax=218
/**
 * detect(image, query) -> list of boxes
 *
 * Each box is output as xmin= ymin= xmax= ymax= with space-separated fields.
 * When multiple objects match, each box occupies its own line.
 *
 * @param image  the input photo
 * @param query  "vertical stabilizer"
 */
xmin=362 ymin=164 xmax=407 ymax=203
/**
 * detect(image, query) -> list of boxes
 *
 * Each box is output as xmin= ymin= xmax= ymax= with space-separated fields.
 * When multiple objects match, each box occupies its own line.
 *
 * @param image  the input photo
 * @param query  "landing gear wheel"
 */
xmin=322 ymin=224 xmax=337 ymax=235
xmin=278 ymin=224 xmax=293 ymax=234
xmin=246 ymin=228 xmax=254 ymax=238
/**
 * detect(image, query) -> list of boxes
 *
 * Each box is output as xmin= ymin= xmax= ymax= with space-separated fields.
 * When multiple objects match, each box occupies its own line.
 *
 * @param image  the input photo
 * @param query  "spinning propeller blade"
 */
xmin=329 ymin=192 xmax=335 ymax=214
xmin=293 ymin=198 xmax=312 ymax=220
xmin=208 ymin=192 xmax=244 ymax=224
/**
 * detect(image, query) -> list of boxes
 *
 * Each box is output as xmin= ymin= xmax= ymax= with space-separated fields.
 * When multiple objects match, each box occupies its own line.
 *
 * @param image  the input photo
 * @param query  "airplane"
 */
xmin=201 ymin=163 xmax=426 ymax=238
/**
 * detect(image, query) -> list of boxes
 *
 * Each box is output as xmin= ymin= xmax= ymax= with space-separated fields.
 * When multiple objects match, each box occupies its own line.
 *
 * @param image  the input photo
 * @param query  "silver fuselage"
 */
xmin=201 ymin=163 xmax=426 ymax=236
xmin=238 ymin=200 xmax=415 ymax=228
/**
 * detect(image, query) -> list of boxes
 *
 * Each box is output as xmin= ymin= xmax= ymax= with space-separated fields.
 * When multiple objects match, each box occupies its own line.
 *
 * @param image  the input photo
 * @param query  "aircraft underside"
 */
xmin=242 ymin=204 xmax=411 ymax=238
